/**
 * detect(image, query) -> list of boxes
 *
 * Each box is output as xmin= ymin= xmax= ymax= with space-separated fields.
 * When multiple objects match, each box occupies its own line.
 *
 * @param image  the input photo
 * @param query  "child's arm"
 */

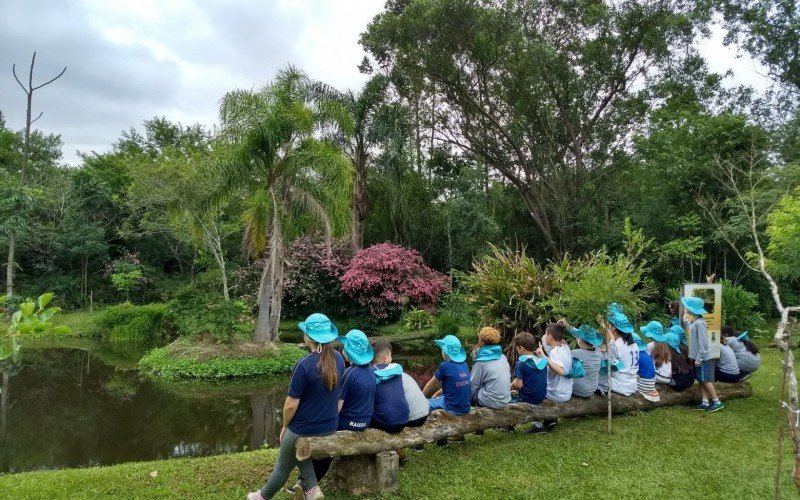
xmin=432 ymin=389 xmax=443 ymax=398
xmin=338 ymin=399 xmax=344 ymax=412
xmin=281 ymin=396 xmax=300 ymax=442
xmin=511 ymin=377 xmax=523 ymax=390
xmin=422 ymin=375 xmax=440 ymax=397
xmin=546 ymin=356 xmax=566 ymax=376
xmin=470 ymin=364 xmax=483 ymax=397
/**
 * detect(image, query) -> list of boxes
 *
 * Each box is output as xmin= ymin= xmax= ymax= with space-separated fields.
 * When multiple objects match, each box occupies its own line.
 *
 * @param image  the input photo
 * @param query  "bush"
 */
xmin=340 ymin=243 xmax=450 ymax=320
xmin=402 ymin=308 xmax=435 ymax=331
xmin=168 ymin=288 xmax=253 ymax=343
xmin=282 ymin=237 xmax=353 ymax=318
xmin=98 ymin=303 xmax=173 ymax=342
xmin=720 ymin=279 xmax=767 ymax=331
xmin=435 ymin=313 xmax=461 ymax=336
xmin=438 ymin=289 xmax=478 ymax=324
xmin=139 ymin=338 xmax=305 ymax=379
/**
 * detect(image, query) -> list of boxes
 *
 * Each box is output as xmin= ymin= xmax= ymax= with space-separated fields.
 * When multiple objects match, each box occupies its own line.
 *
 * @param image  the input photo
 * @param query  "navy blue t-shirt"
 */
xmin=287 ymin=351 xmax=345 ymax=435
xmin=372 ymin=364 xmax=410 ymax=426
xmin=515 ymin=360 xmax=547 ymax=405
xmin=338 ymin=364 xmax=376 ymax=431
xmin=435 ymin=361 xmax=472 ymax=415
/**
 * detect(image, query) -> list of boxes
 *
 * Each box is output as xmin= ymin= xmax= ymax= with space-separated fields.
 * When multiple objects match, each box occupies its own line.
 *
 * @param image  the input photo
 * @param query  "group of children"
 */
xmin=249 ymin=298 xmax=762 ymax=500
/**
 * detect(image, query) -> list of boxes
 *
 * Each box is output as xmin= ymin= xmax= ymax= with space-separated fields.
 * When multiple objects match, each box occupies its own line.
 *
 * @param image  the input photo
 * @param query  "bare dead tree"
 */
xmin=6 ymin=52 xmax=67 ymax=297
xmin=698 ymin=147 xmax=800 ymax=496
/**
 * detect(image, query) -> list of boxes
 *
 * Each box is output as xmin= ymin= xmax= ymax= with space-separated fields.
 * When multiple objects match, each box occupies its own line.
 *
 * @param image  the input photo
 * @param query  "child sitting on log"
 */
xmin=716 ymin=329 xmax=743 ymax=383
xmin=722 ymin=326 xmax=760 ymax=378
xmin=367 ymin=338 xmax=430 ymax=428
xmin=666 ymin=326 xmax=695 ymax=391
xmin=530 ymin=323 xmax=572 ymax=433
xmin=632 ymin=332 xmax=660 ymax=402
xmin=641 ymin=321 xmax=671 ymax=385
xmin=568 ymin=324 xmax=603 ymax=398
xmin=597 ymin=303 xmax=638 ymax=396
xmin=423 ymin=335 xmax=472 ymax=416
xmin=511 ymin=332 xmax=548 ymax=405
xmin=470 ymin=326 xmax=511 ymax=409
xmin=682 ymin=296 xmax=723 ymax=412
xmin=370 ymin=339 xmax=410 ymax=433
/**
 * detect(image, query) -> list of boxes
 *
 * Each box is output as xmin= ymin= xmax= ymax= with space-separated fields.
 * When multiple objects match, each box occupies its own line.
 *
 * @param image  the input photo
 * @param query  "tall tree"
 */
xmin=216 ymin=67 xmax=351 ymax=342
xmin=7 ymin=53 xmax=66 ymax=297
xmin=361 ymin=0 xmax=707 ymax=257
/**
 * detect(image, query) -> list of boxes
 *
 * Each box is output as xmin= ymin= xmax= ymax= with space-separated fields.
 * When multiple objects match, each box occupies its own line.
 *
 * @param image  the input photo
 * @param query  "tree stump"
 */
xmin=327 ymin=450 xmax=399 ymax=495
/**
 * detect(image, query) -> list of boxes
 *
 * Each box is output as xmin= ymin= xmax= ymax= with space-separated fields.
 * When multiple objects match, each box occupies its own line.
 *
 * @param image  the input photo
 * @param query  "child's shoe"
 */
xmin=706 ymin=401 xmax=724 ymax=412
xmin=286 ymin=479 xmax=302 ymax=496
xmin=246 ymin=492 xmax=264 ymax=500
xmin=305 ymin=486 xmax=324 ymax=500
xmin=526 ymin=422 xmax=547 ymax=434
xmin=692 ymin=402 xmax=710 ymax=411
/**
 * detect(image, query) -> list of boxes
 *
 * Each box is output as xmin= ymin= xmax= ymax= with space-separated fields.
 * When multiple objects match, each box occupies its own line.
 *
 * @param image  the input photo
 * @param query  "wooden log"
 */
xmin=297 ymin=382 xmax=752 ymax=460
xmin=327 ymin=451 xmax=399 ymax=496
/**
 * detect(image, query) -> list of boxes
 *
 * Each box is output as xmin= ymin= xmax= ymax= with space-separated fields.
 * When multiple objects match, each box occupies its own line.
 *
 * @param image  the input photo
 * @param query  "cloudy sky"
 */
xmin=0 ymin=0 xmax=770 ymax=165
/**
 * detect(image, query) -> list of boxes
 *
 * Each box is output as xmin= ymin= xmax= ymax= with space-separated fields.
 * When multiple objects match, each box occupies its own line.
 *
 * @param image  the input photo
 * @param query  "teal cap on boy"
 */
xmin=337 ymin=329 xmax=374 ymax=366
xmin=681 ymin=296 xmax=708 ymax=316
xmin=569 ymin=324 xmax=604 ymax=347
xmin=434 ymin=334 xmax=467 ymax=363
xmin=640 ymin=321 xmax=667 ymax=342
xmin=298 ymin=313 xmax=339 ymax=344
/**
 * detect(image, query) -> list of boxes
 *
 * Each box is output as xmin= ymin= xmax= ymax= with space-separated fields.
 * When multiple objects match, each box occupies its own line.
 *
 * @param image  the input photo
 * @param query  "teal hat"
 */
xmin=631 ymin=332 xmax=647 ymax=352
xmin=681 ymin=296 xmax=708 ymax=316
xmin=338 ymin=329 xmax=374 ymax=366
xmin=600 ymin=358 xmax=625 ymax=371
xmin=569 ymin=325 xmax=604 ymax=347
xmin=475 ymin=345 xmax=503 ymax=362
xmin=519 ymin=354 xmax=548 ymax=370
xmin=298 ymin=313 xmax=339 ymax=344
xmin=667 ymin=324 xmax=687 ymax=345
xmin=737 ymin=331 xmax=750 ymax=342
xmin=374 ymin=362 xmax=403 ymax=383
xmin=665 ymin=331 xmax=681 ymax=354
xmin=434 ymin=334 xmax=467 ymax=363
xmin=608 ymin=312 xmax=634 ymax=334
xmin=640 ymin=321 xmax=667 ymax=342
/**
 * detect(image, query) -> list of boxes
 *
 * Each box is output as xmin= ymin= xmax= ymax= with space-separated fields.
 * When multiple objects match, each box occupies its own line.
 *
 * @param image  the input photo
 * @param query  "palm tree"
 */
xmin=216 ymin=68 xmax=352 ymax=343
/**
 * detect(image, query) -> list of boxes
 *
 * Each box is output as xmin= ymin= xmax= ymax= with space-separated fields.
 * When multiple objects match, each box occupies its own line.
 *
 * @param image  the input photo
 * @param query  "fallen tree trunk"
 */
xmin=297 ymin=382 xmax=752 ymax=460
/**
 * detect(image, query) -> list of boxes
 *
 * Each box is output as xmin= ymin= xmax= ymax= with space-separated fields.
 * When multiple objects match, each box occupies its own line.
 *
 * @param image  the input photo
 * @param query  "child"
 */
xmin=370 ymin=338 xmax=430 ymax=427
xmin=470 ymin=327 xmax=511 ymax=409
xmin=665 ymin=328 xmax=695 ymax=391
xmin=511 ymin=332 xmax=548 ymax=405
xmin=423 ymin=335 xmax=472 ymax=416
xmin=633 ymin=332 xmax=660 ymax=402
xmin=722 ymin=326 xmax=761 ymax=377
xmin=337 ymin=330 xmax=376 ymax=431
xmin=682 ymin=296 xmax=723 ymax=412
xmin=370 ymin=339 xmax=410 ymax=433
xmin=715 ymin=331 xmax=742 ymax=383
xmin=536 ymin=323 xmax=573 ymax=403
xmin=568 ymin=325 xmax=603 ymax=398
xmin=597 ymin=304 xmax=638 ymax=396
xmin=641 ymin=321 xmax=671 ymax=384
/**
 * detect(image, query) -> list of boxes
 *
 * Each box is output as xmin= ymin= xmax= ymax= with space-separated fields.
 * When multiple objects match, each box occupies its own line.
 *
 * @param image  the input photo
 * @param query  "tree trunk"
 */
xmin=0 ymin=371 xmax=9 ymax=439
xmin=352 ymin=149 xmax=367 ymax=252
xmin=296 ymin=382 xmax=753 ymax=460
xmin=253 ymin=221 xmax=285 ymax=343
xmin=519 ymin=189 xmax=559 ymax=257
xmin=5 ymin=232 xmax=14 ymax=297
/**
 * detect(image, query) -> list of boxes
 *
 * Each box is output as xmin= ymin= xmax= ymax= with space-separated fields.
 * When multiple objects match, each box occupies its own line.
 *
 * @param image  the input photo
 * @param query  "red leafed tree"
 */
xmin=340 ymin=243 xmax=450 ymax=320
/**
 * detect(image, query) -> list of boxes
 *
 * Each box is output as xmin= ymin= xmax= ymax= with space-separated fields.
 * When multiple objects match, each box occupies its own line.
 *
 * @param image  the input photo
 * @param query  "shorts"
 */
xmin=694 ymin=359 xmax=716 ymax=383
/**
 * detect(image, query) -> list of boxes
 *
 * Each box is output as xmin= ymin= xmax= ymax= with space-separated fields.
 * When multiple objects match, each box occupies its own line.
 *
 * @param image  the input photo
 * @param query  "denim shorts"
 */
xmin=694 ymin=359 xmax=716 ymax=383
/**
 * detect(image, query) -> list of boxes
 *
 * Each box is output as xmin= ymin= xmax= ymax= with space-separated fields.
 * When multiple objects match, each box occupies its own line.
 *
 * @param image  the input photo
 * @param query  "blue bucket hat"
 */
xmin=640 ymin=321 xmax=667 ymax=342
xmin=569 ymin=325 xmax=604 ymax=347
xmin=374 ymin=362 xmax=403 ymax=383
xmin=681 ymin=296 xmax=708 ymax=316
xmin=434 ymin=334 xmax=467 ymax=363
xmin=631 ymin=332 xmax=647 ymax=352
xmin=606 ymin=303 xmax=634 ymax=334
xmin=737 ymin=331 xmax=750 ymax=342
xmin=667 ymin=324 xmax=687 ymax=346
xmin=665 ymin=331 xmax=681 ymax=354
xmin=519 ymin=354 xmax=548 ymax=370
xmin=338 ymin=329 xmax=374 ymax=366
xmin=298 ymin=313 xmax=339 ymax=344
xmin=475 ymin=345 xmax=503 ymax=362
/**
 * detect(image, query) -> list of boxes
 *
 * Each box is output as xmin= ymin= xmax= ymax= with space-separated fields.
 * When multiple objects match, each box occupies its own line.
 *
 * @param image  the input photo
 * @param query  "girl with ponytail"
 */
xmin=248 ymin=313 xmax=344 ymax=500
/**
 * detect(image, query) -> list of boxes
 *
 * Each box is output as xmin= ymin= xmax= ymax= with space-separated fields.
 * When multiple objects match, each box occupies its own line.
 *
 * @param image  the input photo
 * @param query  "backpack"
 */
xmin=565 ymin=357 xmax=586 ymax=379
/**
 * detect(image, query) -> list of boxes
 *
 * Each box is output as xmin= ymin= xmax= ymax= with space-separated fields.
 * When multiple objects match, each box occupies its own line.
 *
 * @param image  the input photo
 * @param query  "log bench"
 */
xmin=294 ymin=382 xmax=753 ymax=496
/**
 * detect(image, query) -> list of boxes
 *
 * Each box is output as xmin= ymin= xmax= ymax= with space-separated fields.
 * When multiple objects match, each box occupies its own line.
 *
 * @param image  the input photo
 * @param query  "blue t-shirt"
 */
xmin=287 ymin=351 xmax=345 ymax=435
xmin=372 ymin=364 xmax=410 ymax=426
xmin=638 ymin=350 xmax=656 ymax=379
xmin=515 ymin=360 xmax=547 ymax=405
xmin=435 ymin=361 xmax=472 ymax=415
xmin=338 ymin=364 xmax=376 ymax=431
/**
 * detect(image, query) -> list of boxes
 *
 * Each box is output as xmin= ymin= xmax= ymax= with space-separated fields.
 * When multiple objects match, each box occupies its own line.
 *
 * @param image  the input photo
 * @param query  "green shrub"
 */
xmin=435 ymin=313 xmax=461 ymax=336
xmin=720 ymin=280 xmax=766 ymax=331
xmin=168 ymin=289 xmax=253 ymax=343
xmin=402 ymin=308 xmax=435 ymax=331
xmin=98 ymin=303 xmax=172 ymax=342
xmin=139 ymin=340 xmax=305 ymax=379
xmin=437 ymin=290 xmax=478 ymax=325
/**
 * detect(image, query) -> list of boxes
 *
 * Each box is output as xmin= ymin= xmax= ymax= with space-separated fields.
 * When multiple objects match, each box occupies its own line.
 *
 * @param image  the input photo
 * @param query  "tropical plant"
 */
xmin=340 ymin=242 xmax=449 ymax=320
xmin=1 ymin=293 xmax=69 ymax=364
xmin=719 ymin=279 xmax=767 ymax=332
xmin=215 ymin=67 xmax=352 ymax=342
xmin=282 ymin=236 xmax=352 ymax=319
xmin=402 ymin=308 xmax=435 ymax=331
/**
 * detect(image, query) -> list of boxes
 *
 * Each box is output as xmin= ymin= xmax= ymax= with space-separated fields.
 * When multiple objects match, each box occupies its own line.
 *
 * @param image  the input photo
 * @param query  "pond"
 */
xmin=0 ymin=344 xmax=438 ymax=473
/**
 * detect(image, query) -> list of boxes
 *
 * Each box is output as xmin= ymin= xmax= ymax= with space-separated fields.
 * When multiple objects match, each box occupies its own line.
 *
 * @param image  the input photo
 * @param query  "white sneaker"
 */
xmin=305 ymin=486 xmax=325 ymax=500
xmin=246 ymin=492 xmax=264 ymax=500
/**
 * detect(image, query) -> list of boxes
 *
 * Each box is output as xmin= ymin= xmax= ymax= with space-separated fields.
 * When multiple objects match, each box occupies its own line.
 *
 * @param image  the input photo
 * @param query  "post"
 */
xmin=328 ymin=451 xmax=399 ymax=495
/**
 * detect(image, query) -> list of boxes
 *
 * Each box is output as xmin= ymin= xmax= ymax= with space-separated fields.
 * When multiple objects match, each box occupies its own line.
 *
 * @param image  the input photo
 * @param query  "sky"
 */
xmin=0 ymin=0 xmax=771 ymax=165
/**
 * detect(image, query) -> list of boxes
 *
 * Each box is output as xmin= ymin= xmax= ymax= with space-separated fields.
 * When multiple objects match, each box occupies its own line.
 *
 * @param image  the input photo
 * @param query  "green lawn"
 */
xmin=1 ymin=341 xmax=796 ymax=499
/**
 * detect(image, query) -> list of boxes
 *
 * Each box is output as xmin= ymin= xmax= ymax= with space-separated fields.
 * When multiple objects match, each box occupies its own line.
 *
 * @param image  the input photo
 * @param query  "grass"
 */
xmin=1 ymin=338 xmax=796 ymax=499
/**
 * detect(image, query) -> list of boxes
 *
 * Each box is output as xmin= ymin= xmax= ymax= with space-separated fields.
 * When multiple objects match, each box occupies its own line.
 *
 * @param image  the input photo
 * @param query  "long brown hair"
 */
xmin=672 ymin=344 xmax=692 ymax=375
xmin=652 ymin=342 xmax=672 ymax=368
xmin=317 ymin=343 xmax=339 ymax=390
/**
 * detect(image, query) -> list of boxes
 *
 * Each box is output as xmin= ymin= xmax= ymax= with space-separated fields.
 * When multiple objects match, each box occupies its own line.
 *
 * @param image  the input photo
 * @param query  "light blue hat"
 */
xmin=681 ymin=296 xmax=708 ymax=316
xmin=667 ymin=324 xmax=687 ymax=346
xmin=606 ymin=303 xmax=634 ymax=334
xmin=338 ymin=329 xmax=374 ymax=366
xmin=298 ymin=313 xmax=339 ymax=344
xmin=665 ymin=331 xmax=681 ymax=354
xmin=600 ymin=358 xmax=625 ymax=371
xmin=519 ymin=354 xmax=548 ymax=370
xmin=631 ymin=332 xmax=647 ymax=352
xmin=737 ymin=331 xmax=750 ymax=342
xmin=640 ymin=321 xmax=667 ymax=342
xmin=374 ymin=362 xmax=403 ymax=383
xmin=475 ymin=345 xmax=503 ymax=362
xmin=434 ymin=334 xmax=467 ymax=363
xmin=569 ymin=325 xmax=604 ymax=347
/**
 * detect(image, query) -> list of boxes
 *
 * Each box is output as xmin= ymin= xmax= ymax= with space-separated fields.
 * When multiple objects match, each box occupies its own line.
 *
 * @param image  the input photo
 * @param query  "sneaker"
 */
xmin=706 ymin=401 xmax=724 ymax=413
xmin=286 ymin=479 xmax=303 ymax=495
xmin=739 ymin=373 xmax=752 ymax=382
xmin=305 ymin=486 xmax=324 ymax=500
xmin=246 ymin=492 xmax=264 ymax=500
xmin=544 ymin=420 xmax=557 ymax=432
xmin=527 ymin=422 xmax=548 ymax=434
xmin=692 ymin=402 xmax=710 ymax=411
xmin=435 ymin=438 xmax=448 ymax=446
xmin=641 ymin=391 xmax=660 ymax=403
xmin=413 ymin=444 xmax=425 ymax=452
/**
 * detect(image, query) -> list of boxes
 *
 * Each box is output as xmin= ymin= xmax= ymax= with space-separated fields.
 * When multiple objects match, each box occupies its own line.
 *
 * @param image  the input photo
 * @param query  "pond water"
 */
xmin=0 ymin=345 xmax=438 ymax=473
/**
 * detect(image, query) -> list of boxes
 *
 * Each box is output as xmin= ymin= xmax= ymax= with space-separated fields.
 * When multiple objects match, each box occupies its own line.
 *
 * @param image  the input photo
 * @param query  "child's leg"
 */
xmin=260 ymin=429 xmax=302 ymax=499
xmin=705 ymin=381 xmax=719 ymax=401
